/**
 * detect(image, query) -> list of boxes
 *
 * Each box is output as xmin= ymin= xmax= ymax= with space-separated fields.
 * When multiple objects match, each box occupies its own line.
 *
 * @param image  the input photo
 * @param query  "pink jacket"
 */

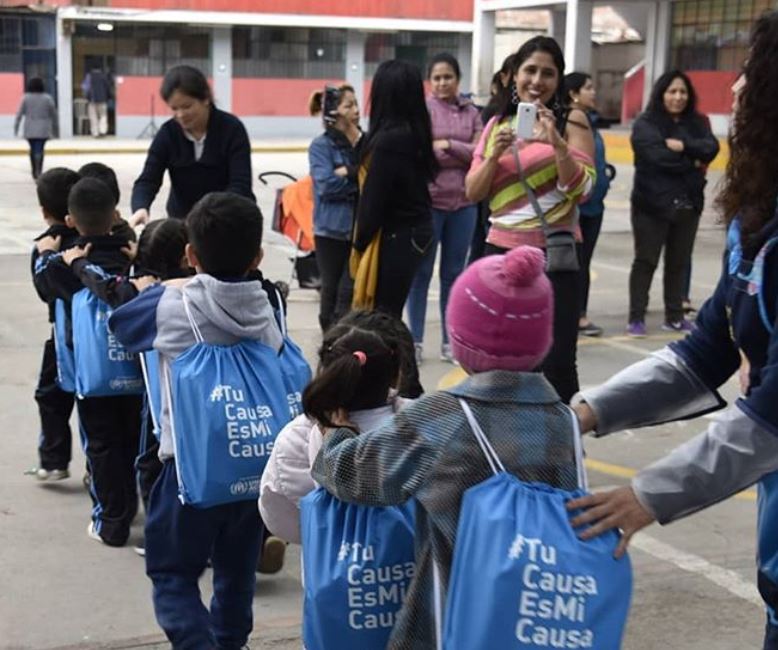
xmin=427 ymin=94 xmax=483 ymax=212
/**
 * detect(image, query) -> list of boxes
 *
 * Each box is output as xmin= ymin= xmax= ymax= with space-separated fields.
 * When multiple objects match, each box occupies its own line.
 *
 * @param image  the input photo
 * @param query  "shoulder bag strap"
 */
xmin=512 ymin=141 xmax=553 ymax=238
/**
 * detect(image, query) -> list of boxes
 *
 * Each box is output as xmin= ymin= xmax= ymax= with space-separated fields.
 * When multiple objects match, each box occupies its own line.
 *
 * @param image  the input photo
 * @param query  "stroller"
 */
xmin=258 ymin=171 xmax=321 ymax=293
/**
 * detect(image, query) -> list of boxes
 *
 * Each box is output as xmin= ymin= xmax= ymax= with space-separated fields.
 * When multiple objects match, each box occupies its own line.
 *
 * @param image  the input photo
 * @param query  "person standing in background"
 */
xmin=626 ymin=70 xmax=719 ymax=337
xmin=350 ymin=60 xmax=436 ymax=317
xmin=14 ymin=77 xmax=58 ymax=180
xmin=308 ymin=85 xmax=361 ymax=332
xmin=83 ymin=67 xmax=113 ymax=138
xmin=564 ymin=72 xmax=615 ymax=338
xmin=406 ymin=53 xmax=482 ymax=364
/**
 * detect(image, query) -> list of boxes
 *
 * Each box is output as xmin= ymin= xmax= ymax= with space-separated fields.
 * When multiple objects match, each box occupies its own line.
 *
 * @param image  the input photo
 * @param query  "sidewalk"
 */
xmin=0 ymin=137 xmax=311 ymax=156
xmin=0 ymin=129 xmax=730 ymax=170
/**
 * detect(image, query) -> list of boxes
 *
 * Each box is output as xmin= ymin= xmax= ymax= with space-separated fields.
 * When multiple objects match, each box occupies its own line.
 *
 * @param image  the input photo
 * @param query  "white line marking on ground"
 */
xmin=630 ymin=533 xmax=762 ymax=607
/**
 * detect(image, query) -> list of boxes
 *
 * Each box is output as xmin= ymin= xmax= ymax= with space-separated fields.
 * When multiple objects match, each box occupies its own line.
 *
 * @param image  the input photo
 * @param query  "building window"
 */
xmin=232 ymin=27 xmax=346 ymax=78
xmin=0 ymin=16 xmax=22 ymax=73
xmin=365 ymin=31 xmax=461 ymax=78
xmin=113 ymin=24 xmax=211 ymax=76
xmin=671 ymin=0 xmax=778 ymax=71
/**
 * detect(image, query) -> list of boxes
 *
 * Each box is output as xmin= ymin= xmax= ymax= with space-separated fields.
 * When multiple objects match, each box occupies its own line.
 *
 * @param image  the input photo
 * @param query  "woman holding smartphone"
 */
xmin=465 ymin=36 xmax=595 ymax=402
xmin=308 ymin=84 xmax=361 ymax=332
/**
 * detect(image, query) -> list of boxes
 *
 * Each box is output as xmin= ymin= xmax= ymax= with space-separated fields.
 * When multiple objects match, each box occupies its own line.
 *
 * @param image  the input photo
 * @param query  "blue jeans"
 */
xmin=145 ymin=461 xmax=263 ymax=649
xmin=406 ymin=205 xmax=478 ymax=345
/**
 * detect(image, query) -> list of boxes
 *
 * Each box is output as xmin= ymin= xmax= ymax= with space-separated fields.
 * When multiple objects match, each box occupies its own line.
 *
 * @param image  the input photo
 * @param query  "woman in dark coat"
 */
xmin=626 ymin=70 xmax=719 ymax=337
xmin=131 ymin=65 xmax=254 ymax=222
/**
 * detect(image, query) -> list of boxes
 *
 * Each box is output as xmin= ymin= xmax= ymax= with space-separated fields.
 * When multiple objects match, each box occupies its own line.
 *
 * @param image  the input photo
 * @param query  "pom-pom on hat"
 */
xmin=446 ymin=246 xmax=553 ymax=373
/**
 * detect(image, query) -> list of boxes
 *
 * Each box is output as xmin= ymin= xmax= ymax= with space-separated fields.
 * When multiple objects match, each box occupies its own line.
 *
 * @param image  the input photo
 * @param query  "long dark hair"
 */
xmin=362 ymin=60 xmax=436 ymax=181
xmin=497 ymin=36 xmax=566 ymax=129
xmin=645 ymin=70 xmax=699 ymax=123
xmin=717 ymin=10 xmax=778 ymax=244
xmin=303 ymin=328 xmax=397 ymax=430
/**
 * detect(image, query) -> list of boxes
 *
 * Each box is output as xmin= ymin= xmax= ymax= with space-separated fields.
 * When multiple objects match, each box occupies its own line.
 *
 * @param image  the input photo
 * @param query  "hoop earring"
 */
xmin=511 ymin=84 xmax=519 ymax=105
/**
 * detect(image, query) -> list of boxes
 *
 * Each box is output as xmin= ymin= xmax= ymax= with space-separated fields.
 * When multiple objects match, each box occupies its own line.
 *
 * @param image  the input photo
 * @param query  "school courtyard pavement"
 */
xmin=0 ymin=141 xmax=766 ymax=650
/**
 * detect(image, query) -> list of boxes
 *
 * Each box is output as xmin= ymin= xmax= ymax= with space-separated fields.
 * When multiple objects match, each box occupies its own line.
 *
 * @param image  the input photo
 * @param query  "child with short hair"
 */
xmin=108 ymin=192 xmax=283 ymax=649
xmin=77 ymin=161 xmax=136 ymax=242
xmin=29 ymin=167 xmax=81 ymax=480
xmin=260 ymin=313 xmax=415 ymax=543
xmin=34 ymin=177 xmax=141 ymax=546
xmin=312 ymin=246 xmax=581 ymax=649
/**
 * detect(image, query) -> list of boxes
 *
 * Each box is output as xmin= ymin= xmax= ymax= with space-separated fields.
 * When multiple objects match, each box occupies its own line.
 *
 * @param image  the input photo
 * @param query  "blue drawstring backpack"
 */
xmin=437 ymin=400 xmax=632 ymax=650
xmin=53 ymin=298 xmax=75 ymax=393
xmin=71 ymin=289 xmax=143 ymax=397
xmin=140 ymin=350 xmax=162 ymax=439
xmin=300 ymin=488 xmax=416 ymax=650
xmin=166 ymin=296 xmax=291 ymax=508
xmin=272 ymin=286 xmax=311 ymax=419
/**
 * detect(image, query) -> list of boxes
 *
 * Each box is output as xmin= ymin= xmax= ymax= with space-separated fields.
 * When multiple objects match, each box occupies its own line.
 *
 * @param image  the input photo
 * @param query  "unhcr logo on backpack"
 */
xmin=229 ymin=477 xmax=260 ymax=497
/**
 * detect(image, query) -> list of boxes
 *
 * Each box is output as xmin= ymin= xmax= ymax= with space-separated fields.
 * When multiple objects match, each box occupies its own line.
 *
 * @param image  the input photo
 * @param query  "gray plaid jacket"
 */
xmin=312 ymin=370 xmax=580 ymax=650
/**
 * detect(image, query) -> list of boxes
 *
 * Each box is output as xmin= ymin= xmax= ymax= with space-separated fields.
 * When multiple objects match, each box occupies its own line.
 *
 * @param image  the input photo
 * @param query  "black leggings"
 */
xmin=314 ymin=235 xmax=353 ymax=332
xmin=375 ymin=223 xmax=433 ymax=318
xmin=485 ymin=243 xmax=580 ymax=402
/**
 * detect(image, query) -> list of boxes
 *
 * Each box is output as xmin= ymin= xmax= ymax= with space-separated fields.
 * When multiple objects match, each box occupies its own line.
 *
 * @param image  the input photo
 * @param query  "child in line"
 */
xmin=34 ymin=177 xmax=141 ymax=547
xmin=311 ymin=246 xmax=581 ymax=649
xmin=77 ymin=161 xmax=137 ymax=243
xmin=28 ymin=167 xmax=81 ymax=481
xmin=108 ymin=192 xmax=283 ymax=649
xmin=260 ymin=313 xmax=415 ymax=544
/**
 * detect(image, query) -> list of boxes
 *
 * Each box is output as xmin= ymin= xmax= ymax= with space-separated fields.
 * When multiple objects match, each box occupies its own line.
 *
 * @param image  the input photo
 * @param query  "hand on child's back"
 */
xmin=36 ymin=235 xmax=61 ymax=254
xmin=121 ymin=241 xmax=138 ymax=261
xmin=62 ymin=243 xmax=92 ymax=267
xmin=321 ymin=408 xmax=357 ymax=434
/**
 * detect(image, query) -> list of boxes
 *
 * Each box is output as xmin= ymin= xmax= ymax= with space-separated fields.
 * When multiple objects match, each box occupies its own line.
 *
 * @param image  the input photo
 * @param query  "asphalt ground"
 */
xmin=0 ymin=150 xmax=764 ymax=649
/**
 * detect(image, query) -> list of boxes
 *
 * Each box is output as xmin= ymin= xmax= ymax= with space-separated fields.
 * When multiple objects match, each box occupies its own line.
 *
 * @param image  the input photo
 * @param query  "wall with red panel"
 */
xmin=102 ymin=0 xmax=472 ymax=21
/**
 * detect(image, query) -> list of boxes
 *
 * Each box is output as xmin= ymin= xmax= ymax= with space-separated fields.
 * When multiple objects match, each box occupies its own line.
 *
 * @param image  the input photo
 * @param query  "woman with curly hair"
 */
xmin=568 ymin=11 xmax=778 ymax=646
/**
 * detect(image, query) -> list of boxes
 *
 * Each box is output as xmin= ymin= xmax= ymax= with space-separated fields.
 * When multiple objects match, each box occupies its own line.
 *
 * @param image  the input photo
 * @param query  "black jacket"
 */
xmin=630 ymin=111 xmax=719 ymax=215
xmin=34 ymin=235 xmax=133 ymax=346
xmin=131 ymin=107 xmax=254 ymax=219
xmin=31 ymin=223 xmax=81 ymax=322
xmin=353 ymin=125 xmax=432 ymax=252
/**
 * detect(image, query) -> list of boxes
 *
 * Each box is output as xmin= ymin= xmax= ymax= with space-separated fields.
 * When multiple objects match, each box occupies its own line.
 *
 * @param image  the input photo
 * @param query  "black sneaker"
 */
xmin=578 ymin=322 xmax=603 ymax=337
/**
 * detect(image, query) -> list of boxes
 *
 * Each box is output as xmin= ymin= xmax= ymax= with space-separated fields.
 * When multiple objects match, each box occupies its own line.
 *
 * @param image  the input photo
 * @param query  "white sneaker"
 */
xmin=440 ymin=343 xmax=455 ymax=364
xmin=87 ymin=521 xmax=104 ymax=545
xmin=36 ymin=467 xmax=70 ymax=481
xmin=414 ymin=343 xmax=423 ymax=366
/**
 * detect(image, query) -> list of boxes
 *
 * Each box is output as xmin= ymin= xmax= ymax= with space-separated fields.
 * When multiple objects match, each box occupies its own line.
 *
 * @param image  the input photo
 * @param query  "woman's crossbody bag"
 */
xmin=512 ymin=142 xmax=579 ymax=273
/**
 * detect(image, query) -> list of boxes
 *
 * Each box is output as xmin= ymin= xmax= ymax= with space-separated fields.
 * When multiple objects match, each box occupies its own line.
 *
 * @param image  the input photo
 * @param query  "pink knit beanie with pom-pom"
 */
xmin=446 ymin=246 xmax=553 ymax=373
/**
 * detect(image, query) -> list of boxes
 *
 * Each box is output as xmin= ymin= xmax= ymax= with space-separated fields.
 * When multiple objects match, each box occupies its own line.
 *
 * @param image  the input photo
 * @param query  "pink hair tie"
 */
xmin=352 ymin=351 xmax=367 ymax=366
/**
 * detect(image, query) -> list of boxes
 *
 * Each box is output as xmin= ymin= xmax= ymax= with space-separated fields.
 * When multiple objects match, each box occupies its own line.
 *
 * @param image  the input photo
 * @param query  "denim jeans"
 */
xmin=406 ymin=205 xmax=478 ymax=345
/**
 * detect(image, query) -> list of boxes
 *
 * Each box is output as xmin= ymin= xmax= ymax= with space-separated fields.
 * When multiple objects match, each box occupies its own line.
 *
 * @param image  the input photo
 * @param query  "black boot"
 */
xmin=29 ymin=152 xmax=37 ymax=180
xmin=36 ymin=152 xmax=44 ymax=178
xmin=32 ymin=154 xmax=43 ymax=180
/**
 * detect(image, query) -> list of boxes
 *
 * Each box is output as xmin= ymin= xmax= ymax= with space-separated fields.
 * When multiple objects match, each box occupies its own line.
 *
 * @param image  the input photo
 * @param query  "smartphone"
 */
xmin=322 ymin=85 xmax=340 ymax=125
xmin=514 ymin=102 xmax=538 ymax=140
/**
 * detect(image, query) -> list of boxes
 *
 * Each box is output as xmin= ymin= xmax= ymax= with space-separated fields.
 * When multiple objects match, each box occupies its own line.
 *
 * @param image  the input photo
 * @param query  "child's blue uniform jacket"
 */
xmin=579 ymin=214 xmax=778 ymax=621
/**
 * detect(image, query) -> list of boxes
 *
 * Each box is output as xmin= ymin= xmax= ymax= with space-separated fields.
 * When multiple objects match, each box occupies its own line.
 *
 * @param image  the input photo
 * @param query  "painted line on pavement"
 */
xmin=630 ymin=533 xmax=762 ymax=607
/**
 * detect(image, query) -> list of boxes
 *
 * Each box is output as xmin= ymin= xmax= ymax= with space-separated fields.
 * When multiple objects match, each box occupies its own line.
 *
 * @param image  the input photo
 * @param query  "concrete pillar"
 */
xmin=550 ymin=7 xmax=567 ymax=47
xmin=345 ymin=30 xmax=366 ymax=103
xmin=56 ymin=15 xmax=73 ymax=138
xmin=211 ymin=27 xmax=232 ymax=112
xmin=471 ymin=2 xmax=496 ymax=97
xmin=457 ymin=32 xmax=473 ymax=96
xmin=643 ymin=1 xmax=671 ymax=108
xmin=564 ymin=0 xmax=593 ymax=72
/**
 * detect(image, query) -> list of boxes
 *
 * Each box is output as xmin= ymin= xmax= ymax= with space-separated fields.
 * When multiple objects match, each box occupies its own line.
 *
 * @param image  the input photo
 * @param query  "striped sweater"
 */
xmin=471 ymin=115 xmax=595 ymax=250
